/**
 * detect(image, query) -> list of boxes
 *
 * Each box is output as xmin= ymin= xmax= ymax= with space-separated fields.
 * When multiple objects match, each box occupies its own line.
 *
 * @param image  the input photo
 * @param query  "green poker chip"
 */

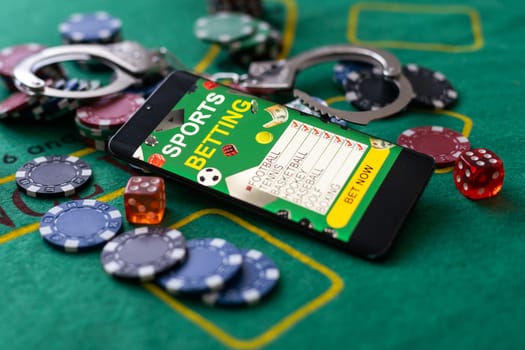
xmin=228 ymin=19 xmax=272 ymax=51
xmin=228 ymin=28 xmax=282 ymax=66
xmin=74 ymin=116 xmax=116 ymax=140
xmin=194 ymin=12 xmax=256 ymax=44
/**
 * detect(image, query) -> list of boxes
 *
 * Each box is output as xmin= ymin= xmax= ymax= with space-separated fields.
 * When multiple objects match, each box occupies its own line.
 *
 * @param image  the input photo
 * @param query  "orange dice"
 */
xmin=124 ymin=176 xmax=166 ymax=224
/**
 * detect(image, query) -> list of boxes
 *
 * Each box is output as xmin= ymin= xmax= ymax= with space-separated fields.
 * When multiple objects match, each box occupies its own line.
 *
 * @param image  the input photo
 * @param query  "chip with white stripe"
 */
xmin=40 ymin=200 xmax=122 ymax=253
xmin=402 ymin=64 xmax=458 ymax=110
xmin=397 ymin=125 xmax=471 ymax=168
xmin=156 ymin=238 xmax=243 ymax=294
xmin=16 ymin=155 xmax=92 ymax=198
xmin=100 ymin=226 xmax=186 ymax=281
xmin=194 ymin=12 xmax=256 ymax=45
xmin=202 ymin=249 xmax=280 ymax=306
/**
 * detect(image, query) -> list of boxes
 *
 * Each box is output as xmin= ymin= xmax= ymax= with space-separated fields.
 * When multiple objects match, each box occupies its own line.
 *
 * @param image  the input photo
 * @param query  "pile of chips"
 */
xmin=75 ymin=93 xmax=145 ymax=151
xmin=330 ymin=61 xmax=468 ymax=168
xmin=332 ymin=61 xmax=459 ymax=113
xmin=0 ymin=11 xmax=165 ymax=152
xmin=194 ymin=12 xmax=282 ymax=66
xmin=12 ymin=150 xmax=281 ymax=307
xmin=101 ymin=229 xmax=280 ymax=306
xmin=37 ymin=196 xmax=281 ymax=306
xmin=330 ymin=60 xmax=504 ymax=199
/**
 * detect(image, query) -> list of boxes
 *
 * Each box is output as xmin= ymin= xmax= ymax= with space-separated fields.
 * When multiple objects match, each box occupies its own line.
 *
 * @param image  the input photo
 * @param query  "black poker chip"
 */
xmin=101 ymin=226 xmax=187 ymax=281
xmin=343 ymin=68 xmax=399 ymax=111
xmin=402 ymin=64 xmax=458 ymax=109
xmin=15 ymin=155 xmax=93 ymax=198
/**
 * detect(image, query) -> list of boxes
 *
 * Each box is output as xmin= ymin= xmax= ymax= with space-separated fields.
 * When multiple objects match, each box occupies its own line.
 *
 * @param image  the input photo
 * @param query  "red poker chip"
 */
xmin=0 ymin=92 xmax=34 ymax=119
xmin=397 ymin=126 xmax=471 ymax=167
xmin=0 ymin=44 xmax=45 ymax=78
xmin=76 ymin=93 xmax=144 ymax=130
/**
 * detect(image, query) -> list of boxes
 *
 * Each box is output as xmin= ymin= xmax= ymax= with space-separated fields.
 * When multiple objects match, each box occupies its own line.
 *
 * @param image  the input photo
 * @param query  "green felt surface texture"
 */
xmin=0 ymin=1 xmax=524 ymax=349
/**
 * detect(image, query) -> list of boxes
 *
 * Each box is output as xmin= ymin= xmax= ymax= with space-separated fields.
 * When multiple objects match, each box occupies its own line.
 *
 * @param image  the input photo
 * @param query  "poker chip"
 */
xmin=0 ymin=92 xmax=35 ymax=119
xmin=343 ymin=68 xmax=399 ymax=111
xmin=156 ymin=238 xmax=243 ymax=294
xmin=397 ymin=126 xmax=471 ymax=167
xmin=228 ymin=19 xmax=271 ymax=51
xmin=0 ymin=44 xmax=45 ymax=79
xmin=75 ymin=114 xmax=115 ymax=140
xmin=39 ymin=200 xmax=122 ymax=253
xmin=402 ymin=64 xmax=458 ymax=109
xmin=0 ymin=44 xmax=65 ymax=90
xmin=31 ymin=79 xmax=84 ymax=121
xmin=101 ymin=226 xmax=187 ymax=281
xmin=332 ymin=60 xmax=373 ymax=89
xmin=202 ymin=249 xmax=280 ymax=306
xmin=16 ymin=155 xmax=92 ymax=198
xmin=228 ymin=25 xmax=282 ymax=67
xmin=194 ymin=12 xmax=256 ymax=44
xmin=59 ymin=12 xmax=122 ymax=43
xmin=76 ymin=93 xmax=144 ymax=130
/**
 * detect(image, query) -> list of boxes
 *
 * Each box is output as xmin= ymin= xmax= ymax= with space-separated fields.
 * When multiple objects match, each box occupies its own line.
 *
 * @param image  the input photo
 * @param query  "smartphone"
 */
xmin=109 ymin=71 xmax=434 ymax=259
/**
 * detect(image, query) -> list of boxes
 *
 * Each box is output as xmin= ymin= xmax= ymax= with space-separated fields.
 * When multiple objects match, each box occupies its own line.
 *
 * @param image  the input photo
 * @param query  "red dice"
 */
xmin=124 ymin=176 xmax=166 ymax=224
xmin=453 ymin=148 xmax=504 ymax=200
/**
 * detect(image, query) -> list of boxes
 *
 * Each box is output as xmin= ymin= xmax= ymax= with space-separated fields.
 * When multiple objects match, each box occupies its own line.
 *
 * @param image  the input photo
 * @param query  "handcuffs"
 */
xmin=13 ymin=41 xmax=414 ymax=125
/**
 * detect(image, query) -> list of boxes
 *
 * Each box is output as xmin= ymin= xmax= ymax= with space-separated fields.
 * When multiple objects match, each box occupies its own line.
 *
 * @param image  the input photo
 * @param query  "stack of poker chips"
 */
xmin=194 ymin=12 xmax=282 ymax=67
xmin=0 ymin=79 xmax=95 ymax=122
xmin=74 ymin=93 xmax=145 ymax=152
xmin=99 ymin=229 xmax=281 ymax=306
xmin=207 ymin=0 xmax=264 ymax=18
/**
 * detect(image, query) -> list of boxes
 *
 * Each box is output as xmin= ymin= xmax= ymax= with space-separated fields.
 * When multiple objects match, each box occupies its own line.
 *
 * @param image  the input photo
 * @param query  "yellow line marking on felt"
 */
xmin=147 ymin=208 xmax=344 ymax=350
xmin=348 ymin=2 xmax=484 ymax=53
xmin=0 ymin=174 xmax=16 ymax=185
xmin=325 ymin=95 xmax=347 ymax=105
xmin=193 ymin=44 xmax=221 ymax=73
xmin=275 ymin=0 xmax=298 ymax=59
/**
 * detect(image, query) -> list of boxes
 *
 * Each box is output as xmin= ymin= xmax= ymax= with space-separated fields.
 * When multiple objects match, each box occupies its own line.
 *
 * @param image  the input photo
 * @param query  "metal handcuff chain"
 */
xmin=240 ymin=44 xmax=415 ymax=125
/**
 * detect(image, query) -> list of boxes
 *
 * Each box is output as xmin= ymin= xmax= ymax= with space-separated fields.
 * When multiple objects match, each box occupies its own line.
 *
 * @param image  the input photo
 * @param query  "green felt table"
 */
xmin=0 ymin=1 xmax=524 ymax=349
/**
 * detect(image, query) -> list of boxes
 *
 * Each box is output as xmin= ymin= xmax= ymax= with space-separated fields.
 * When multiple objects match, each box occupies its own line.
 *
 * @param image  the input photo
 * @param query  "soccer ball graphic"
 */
xmin=197 ymin=167 xmax=222 ymax=187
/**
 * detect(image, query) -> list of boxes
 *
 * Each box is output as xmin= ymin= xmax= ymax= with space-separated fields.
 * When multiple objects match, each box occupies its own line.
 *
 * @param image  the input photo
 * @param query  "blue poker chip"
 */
xmin=59 ymin=12 xmax=122 ymax=43
xmin=39 ymin=200 xmax=122 ymax=253
xmin=333 ymin=60 xmax=373 ymax=89
xmin=156 ymin=238 xmax=243 ymax=294
xmin=202 ymin=249 xmax=280 ymax=306
xmin=31 ymin=79 xmax=86 ymax=121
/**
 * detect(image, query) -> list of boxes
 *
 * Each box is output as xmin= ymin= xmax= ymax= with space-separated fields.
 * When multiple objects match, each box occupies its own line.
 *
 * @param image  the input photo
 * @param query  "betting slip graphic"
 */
xmin=248 ymin=120 xmax=368 ymax=215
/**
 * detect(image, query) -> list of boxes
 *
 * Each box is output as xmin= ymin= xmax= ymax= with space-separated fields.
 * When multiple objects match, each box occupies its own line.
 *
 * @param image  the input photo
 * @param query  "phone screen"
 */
xmin=110 ymin=71 xmax=434 ymax=257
